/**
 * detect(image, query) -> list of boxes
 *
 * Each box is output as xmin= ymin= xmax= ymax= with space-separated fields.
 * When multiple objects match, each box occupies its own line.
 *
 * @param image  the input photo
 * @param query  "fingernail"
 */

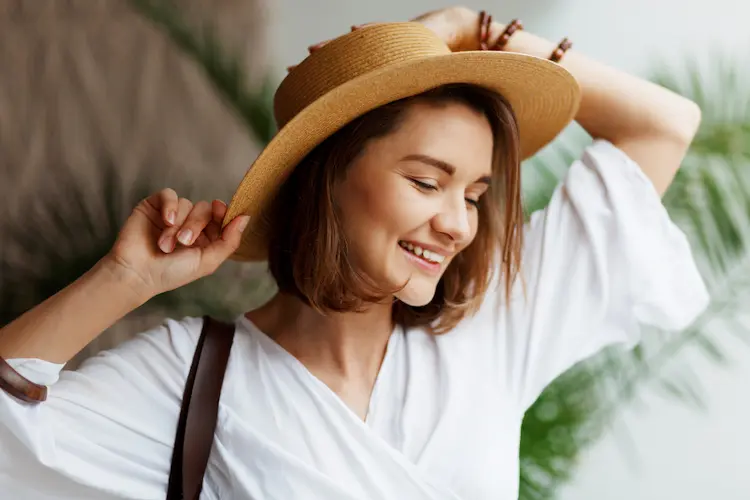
xmin=166 ymin=211 xmax=176 ymax=225
xmin=159 ymin=235 xmax=172 ymax=253
xmin=177 ymin=229 xmax=193 ymax=245
xmin=238 ymin=216 xmax=250 ymax=232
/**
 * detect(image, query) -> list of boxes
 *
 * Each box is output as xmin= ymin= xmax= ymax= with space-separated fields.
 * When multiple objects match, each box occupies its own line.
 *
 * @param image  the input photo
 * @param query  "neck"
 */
xmin=245 ymin=292 xmax=394 ymax=379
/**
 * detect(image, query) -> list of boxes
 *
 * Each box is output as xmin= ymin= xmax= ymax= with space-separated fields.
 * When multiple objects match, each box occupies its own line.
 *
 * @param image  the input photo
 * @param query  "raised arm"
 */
xmin=0 ymin=191 xmax=248 ymax=496
xmin=0 ymin=191 xmax=248 ymax=365
xmin=0 ymin=258 xmax=148 ymax=363
xmin=416 ymin=6 xmax=702 ymax=196
xmin=499 ymin=22 xmax=700 ymax=196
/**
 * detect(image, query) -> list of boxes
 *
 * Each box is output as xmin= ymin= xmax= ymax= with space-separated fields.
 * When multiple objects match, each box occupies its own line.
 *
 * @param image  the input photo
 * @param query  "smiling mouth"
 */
xmin=398 ymin=241 xmax=445 ymax=264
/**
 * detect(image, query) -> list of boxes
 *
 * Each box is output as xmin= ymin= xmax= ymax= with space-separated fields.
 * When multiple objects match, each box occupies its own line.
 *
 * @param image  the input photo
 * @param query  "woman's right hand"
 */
xmin=105 ymin=189 xmax=250 ymax=300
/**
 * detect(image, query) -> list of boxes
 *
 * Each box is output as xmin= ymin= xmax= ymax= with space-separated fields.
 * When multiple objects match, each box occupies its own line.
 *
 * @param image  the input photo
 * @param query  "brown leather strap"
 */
xmin=167 ymin=316 xmax=235 ymax=500
xmin=0 ymin=355 xmax=48 ymax=403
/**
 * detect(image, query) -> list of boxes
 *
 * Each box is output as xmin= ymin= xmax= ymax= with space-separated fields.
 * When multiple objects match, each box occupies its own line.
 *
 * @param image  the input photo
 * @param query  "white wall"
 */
xmin=267 ymin=1 xmax=750 ymax=498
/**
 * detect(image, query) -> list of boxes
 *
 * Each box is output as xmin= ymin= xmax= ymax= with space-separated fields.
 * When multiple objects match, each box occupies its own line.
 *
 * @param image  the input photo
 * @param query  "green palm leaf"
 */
xmin=128 ymin=0 xmax=276 ymax=144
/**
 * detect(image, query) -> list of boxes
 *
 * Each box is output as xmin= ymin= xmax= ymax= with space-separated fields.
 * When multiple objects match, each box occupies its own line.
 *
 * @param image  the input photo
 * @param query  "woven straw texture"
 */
xmin=223 ymin=22 xmax=581 ymax=261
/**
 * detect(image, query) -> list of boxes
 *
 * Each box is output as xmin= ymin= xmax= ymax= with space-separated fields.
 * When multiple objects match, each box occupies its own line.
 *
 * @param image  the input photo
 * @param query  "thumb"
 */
xmin=200 ymin=215 xmax=251 ymax=272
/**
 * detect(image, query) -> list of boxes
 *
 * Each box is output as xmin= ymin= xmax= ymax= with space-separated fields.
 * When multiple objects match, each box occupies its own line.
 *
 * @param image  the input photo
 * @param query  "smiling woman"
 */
xmin=266 ymin=84 xmax=521 ymax=332
xmin=0 ymin=7 xmax=710 ymax=500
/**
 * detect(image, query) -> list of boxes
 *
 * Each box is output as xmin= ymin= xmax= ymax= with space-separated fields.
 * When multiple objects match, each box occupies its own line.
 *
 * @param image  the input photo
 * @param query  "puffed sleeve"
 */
xmin=481 ymin=139 xmax=710 ymax=411
xmin=0 ymin=316 xmax=203 ymax=499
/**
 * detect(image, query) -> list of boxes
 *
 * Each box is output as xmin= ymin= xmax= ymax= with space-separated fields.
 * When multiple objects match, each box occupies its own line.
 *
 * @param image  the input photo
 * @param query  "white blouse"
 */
xmin=0 ymin=140 xmax=709 ymax=500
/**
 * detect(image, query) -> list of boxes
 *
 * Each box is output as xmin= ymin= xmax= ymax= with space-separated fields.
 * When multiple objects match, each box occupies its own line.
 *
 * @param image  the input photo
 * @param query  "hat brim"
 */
xmin=223 ymin=50 xmax=580 ymax=261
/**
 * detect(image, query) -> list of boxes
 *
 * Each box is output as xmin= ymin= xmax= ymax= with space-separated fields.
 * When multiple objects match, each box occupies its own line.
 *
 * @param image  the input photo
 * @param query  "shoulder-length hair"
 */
xmin=266 ymin=83 xmax=523 ymax=333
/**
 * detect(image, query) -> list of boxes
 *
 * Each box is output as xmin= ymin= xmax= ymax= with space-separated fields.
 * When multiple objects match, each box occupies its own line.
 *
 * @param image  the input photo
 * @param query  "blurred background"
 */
xmin=2 ymin=0 xmax=749 ymax=498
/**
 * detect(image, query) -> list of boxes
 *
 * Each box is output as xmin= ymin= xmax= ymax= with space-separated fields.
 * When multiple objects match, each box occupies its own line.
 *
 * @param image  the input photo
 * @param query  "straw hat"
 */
xmin=223 ymin=22 xmax=581 ymax=261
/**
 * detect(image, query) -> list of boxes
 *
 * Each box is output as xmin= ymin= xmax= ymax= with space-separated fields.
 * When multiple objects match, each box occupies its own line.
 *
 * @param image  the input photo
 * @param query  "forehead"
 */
xmin=385 ymin=101 xmax=495 ymax=177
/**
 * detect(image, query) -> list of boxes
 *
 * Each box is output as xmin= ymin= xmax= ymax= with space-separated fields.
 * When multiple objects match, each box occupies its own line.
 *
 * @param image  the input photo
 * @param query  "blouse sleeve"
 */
xmin=0 ymin=316 xmax=202 ymax=499
xmin=482 ymin=139 xmax=710 ymax=411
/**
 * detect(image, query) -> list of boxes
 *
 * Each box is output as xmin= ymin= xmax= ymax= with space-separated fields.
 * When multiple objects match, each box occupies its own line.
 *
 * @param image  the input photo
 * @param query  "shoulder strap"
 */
xmin=167 ymin=316 xmax=235 ymax=500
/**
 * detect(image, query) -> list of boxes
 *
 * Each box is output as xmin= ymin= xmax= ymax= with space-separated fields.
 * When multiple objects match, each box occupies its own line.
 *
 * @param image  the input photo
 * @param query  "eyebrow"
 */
xmin=400 ymin=154 xmax=491 ymax=185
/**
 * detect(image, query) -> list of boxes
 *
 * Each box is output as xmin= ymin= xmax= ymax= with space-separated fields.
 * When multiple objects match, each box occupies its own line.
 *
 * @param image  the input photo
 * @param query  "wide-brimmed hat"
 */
xmin=223 ymin=22 xmax=580 ymax=261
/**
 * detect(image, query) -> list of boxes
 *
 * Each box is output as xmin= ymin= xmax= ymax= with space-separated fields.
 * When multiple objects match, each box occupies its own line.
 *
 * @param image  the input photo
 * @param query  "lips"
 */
xmin=398 ymin=240 xmax=445 ymax=264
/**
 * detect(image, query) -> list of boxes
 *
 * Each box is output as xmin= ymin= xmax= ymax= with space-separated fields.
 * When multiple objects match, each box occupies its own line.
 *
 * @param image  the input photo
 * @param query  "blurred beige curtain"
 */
xmin=0 ymin=0 xmax=270 ymax=367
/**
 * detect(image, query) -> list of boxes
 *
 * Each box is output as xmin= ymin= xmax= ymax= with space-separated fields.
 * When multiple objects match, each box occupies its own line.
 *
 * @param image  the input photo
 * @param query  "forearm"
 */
xmin=0 ymin=257 xmax=150 ymax=363
xmin=497 ymin=29 xmax=700 ymax=143
xmin=477 ymin=15 xmax=701 ymax=195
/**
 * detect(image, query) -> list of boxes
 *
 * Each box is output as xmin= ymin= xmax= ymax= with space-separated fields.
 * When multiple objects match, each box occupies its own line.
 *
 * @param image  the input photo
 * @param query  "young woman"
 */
xmin=0 ymin=6 xmax=708 ymax=500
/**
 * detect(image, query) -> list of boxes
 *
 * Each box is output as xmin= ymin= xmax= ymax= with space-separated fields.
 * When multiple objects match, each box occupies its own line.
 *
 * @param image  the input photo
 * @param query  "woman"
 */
xmin=0 ymin=6 xmax=708 ymax=500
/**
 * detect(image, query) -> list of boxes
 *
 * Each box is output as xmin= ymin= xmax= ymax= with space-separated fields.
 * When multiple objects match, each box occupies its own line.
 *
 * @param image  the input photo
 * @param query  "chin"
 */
xmin=394 ymin=280 xmax=438 ymax=307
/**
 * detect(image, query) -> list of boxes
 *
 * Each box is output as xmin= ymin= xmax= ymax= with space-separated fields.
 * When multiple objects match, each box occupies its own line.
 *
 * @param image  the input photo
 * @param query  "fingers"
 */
xmin=308 ymin=39 xmax=332 ymax=53
xmin=351 ymin=22 xmax=376 ymax=31
xmin=194 ymin=232 xmax=213 ymax=249
xmin=200 ymin=215 xmax=251 ymax=273
xmin=306 ymin=23 xmax=375 ymax=53
xmin=158 ymin=197 xmax=193 ymax=253
xmin=175 ymin=201 xmax=213 ymax=247
xmin=286 ymin=24 xmax=375 ymax=73
xmin=211 ymin=199 xmax=227 ymax=224
xmin=156 ymin=198 xmax=229 ymax=254
xmin=143 ymin=188 xmax=179 ymax=227
xmin=203 ymin=200 xmax=226 ymax=243
xmin=158 ymin=188 xmax=179 ymax=226
xmin=287 ymin=39 xmax=331 ymax=73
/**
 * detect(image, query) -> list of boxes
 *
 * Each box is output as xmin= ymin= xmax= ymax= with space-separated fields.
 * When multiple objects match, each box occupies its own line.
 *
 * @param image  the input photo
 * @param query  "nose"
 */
xmin=431 ymin=195 xmax=472 ymax=244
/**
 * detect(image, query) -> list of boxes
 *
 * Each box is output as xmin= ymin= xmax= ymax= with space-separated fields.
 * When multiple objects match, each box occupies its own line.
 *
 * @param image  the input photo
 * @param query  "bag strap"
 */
xmin=167 ymin=316 xmax=235 ymax=500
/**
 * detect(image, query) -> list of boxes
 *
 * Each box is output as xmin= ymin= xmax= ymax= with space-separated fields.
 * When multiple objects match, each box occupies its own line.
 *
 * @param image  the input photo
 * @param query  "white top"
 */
xmin=0 ymin=140 xmax=710 ymax=500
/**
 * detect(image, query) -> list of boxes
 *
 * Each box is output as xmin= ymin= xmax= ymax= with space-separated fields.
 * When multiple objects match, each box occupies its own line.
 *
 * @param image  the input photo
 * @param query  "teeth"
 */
xmin=399 ymin=241 xmax=445 ymax=264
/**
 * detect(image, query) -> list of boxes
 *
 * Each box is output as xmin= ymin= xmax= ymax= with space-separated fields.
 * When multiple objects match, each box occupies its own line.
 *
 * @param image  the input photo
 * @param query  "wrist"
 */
xmin=455 ymin=6 xmax=496 ymax=50
xmin=489 ymin=20 xmax=557 ymax=59
xmin=94 ymin=255 xmax=154 ymax=308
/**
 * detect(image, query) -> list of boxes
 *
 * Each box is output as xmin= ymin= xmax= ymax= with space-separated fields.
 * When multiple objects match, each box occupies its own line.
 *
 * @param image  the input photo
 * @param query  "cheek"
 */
xmin=341 ymin=175 xmax=424 ymax=239
xmin=336 ymin=180 xmax=402 ymax=265
xmin=337 ymin=178 xmax=432 ymax=283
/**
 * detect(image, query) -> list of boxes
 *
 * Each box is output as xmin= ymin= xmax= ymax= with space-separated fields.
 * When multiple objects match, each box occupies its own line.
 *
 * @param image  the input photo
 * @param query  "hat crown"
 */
xmin=274 ymin=23 xmax=451 ymax=128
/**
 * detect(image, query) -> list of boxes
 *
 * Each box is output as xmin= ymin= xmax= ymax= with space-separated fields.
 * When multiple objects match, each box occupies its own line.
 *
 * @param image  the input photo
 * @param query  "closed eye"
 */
xmin=410 ymin=178 xmax=437 ymax=191
xmin=411 ymin=178 xmax=481 ymax=209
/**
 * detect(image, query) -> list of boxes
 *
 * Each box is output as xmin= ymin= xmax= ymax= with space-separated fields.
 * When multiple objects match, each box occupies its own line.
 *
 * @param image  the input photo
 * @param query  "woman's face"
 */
xmin=335 ymin=101 xmax=494 ymax=306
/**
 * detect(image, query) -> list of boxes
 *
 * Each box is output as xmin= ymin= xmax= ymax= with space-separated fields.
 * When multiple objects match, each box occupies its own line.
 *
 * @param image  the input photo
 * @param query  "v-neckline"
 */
xmin=238 ymin=315 xmax=401 ymax=425
xmin=236 ymin=316 xmax=464 ymax=500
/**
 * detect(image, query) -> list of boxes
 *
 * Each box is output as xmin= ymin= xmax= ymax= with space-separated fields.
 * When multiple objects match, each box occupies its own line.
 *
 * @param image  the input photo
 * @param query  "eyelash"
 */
xmin=409 ymin=179 xmax=480 ymax=208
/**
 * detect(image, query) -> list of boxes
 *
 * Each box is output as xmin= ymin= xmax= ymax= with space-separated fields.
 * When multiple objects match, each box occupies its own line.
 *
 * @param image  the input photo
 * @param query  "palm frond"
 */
xmin=1 ymin=158 xmax=144 ymax=326
xmin=521 ymin=125 xmax=591 ymax=216
xmin=607 ymin=54 xmax=750 ymax=412
xmin=652 ymin=50 xmax=750 ymax=157
xmin=128 ymin=0 xmax=276 ymax=144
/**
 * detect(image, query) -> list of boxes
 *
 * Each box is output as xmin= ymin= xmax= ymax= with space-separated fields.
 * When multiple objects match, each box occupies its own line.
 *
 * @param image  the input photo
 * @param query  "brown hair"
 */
xmin=266 ymin=83 xmax=523 ymax=333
